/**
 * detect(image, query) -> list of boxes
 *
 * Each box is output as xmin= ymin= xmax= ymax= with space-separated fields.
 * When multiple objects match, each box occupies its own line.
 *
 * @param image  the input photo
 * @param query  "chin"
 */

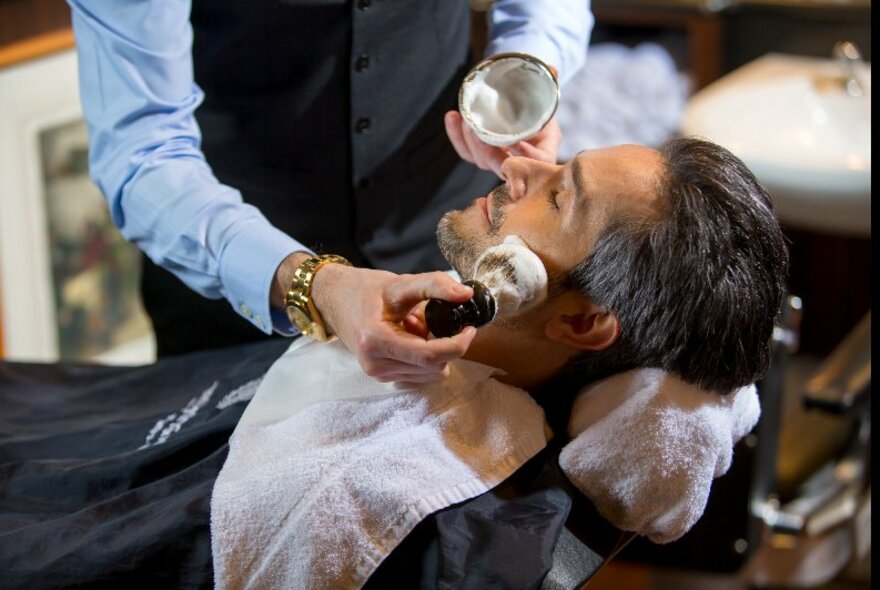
xmin=436 ymin=208 xmax=493 ymax=278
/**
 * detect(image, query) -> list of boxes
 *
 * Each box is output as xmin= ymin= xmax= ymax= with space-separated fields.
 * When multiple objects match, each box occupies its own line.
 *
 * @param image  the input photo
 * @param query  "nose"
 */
xmin=499 ymin=156 xmax=558 ymax=202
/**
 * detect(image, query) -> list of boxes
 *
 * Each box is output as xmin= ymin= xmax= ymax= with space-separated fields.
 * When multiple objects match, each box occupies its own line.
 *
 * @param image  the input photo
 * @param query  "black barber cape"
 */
xmin=0 ymin=339 xmax=575 ymax=589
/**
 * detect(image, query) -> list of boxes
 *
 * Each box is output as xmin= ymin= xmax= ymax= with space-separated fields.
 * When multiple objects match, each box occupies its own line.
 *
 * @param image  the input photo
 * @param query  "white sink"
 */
xmin=682 ymin=53 xmax=871 ymax=236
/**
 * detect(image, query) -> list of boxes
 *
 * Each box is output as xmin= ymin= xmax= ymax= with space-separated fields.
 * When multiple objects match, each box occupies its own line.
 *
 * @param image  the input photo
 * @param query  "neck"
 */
xmin=462 ymin=322 xmax=573 ymax=390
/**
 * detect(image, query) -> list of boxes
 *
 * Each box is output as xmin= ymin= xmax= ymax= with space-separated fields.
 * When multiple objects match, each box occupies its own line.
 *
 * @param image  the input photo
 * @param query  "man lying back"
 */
xmin=433 ymin=136 xmax=787 ymax=393
xmin=211 ymin=137 xmax=788 ymax=589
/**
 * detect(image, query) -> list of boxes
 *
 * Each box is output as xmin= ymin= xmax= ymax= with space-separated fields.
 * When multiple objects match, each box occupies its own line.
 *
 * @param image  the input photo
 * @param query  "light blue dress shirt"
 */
xmin=67 ymin=0 xmax=593 ymax=336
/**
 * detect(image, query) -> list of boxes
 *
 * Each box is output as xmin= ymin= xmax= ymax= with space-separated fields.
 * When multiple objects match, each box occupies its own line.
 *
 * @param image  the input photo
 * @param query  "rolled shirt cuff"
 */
xmin=219 ymin=221 xmax=312 ymax=335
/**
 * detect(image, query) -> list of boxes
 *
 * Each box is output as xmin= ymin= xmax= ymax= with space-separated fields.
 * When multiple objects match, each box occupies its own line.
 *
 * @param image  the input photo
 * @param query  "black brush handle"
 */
xmin=425 ymin=280 xmax=496 ymax=338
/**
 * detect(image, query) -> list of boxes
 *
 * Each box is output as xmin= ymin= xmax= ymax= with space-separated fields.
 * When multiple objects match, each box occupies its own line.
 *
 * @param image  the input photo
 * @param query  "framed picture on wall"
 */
xmin=0 ymin=47 xmax=155 ymax=364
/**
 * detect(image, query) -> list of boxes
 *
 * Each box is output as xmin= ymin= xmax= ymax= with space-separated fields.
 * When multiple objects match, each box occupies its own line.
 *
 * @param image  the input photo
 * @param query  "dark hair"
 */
xmin=559 ymin=137 xmax=788 ymax=393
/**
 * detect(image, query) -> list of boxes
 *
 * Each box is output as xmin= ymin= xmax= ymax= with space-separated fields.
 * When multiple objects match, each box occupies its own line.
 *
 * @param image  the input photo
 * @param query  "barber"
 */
xmin=68 ymin=0 xmax=593 ymax=381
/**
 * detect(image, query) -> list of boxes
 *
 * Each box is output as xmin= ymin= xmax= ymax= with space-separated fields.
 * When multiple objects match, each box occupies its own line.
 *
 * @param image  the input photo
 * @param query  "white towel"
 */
xmin=558 ymin=368 xmax=760 ymax=544
xmin=211 ymin=336 xmax=760 ymax=587
xmin=210 ymin=338 xmax=549 ymax=590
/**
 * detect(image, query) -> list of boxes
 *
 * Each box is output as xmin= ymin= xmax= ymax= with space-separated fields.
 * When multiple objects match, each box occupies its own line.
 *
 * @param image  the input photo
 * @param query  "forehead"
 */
xmin=527 ymin=144 xmax=665 ymax=277
xmin=571 ymin=144 xmax=665 ymax=220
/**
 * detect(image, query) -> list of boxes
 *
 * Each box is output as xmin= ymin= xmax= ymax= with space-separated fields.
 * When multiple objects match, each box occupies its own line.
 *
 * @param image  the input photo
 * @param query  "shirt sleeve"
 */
xmin=67 ymin=0 xmax=304 ymax=335
xmin=485 ymin=0 xmax=594 ymax=86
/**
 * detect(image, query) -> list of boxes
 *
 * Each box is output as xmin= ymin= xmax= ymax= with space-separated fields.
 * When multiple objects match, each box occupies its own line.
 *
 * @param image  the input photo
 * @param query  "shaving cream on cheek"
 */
xmin=424 ymin=235 xmax=548 ymax=338
xmin=471 ymin=235 xmax=548 ymax=318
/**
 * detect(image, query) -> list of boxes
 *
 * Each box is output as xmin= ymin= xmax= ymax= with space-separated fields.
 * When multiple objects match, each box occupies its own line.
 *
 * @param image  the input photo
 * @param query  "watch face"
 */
xmin=286 ymin=305 xmax=312 ymax=334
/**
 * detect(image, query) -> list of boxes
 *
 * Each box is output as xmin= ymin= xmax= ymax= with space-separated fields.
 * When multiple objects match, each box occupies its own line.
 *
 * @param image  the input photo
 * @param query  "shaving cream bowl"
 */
xmin=459 ymin=53 xmax=560 ymax=148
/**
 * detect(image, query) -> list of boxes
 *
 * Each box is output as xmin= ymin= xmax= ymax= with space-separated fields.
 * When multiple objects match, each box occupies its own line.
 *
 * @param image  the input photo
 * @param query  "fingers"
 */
xmin=445 ymin=111 xmax=473 ymax=163
xmin=402 ymin=310 xmax=428 ymax=339
xmin=532 ymin=117 xmax=562 ymax=159
xmin=357 ymin=326 xmax=477 ymax=383
xmin=508 ymin=118 xmax=562 ymax=164
xmin=319 ymin=266 xmax=480 ymax=385
xmin=507 ymin=140 xmax=549 ymax=161
xmin=446 ymin=110 xmax=563 ymax=174
xmin=461 ymin=125 xmax=507 ymax=176
xmin=445 ymin=110 xmax=507 ymax=178
xmin=371 ymin=366 xmax=452 ymax=384
xmin=383 ymin=271 xmax=473 ymax=317
xmin=360 ymin=324 xmax=476 ymax=370
xmin=402 ymin=300 xmax=429 ymax=338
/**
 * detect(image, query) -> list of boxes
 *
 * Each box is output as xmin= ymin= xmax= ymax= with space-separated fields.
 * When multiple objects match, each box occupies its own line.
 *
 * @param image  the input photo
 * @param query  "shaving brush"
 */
xmin=425 ymin=280 xmax=497 ymax=338
xmin=425 ymin=235 xmax=548 ymax=338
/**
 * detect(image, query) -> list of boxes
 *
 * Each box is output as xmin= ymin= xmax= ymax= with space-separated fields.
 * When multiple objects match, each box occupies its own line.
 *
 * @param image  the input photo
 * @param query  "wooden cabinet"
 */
xmin=591 ymin=0 xmax=726 ymax=90
xmin=0 ymin=0 xmax=71 ymax=52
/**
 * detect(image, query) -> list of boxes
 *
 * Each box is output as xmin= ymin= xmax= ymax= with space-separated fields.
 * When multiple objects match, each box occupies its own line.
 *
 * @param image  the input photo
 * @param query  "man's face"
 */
xmin=438 ymin=144 xmax=665 ymax=280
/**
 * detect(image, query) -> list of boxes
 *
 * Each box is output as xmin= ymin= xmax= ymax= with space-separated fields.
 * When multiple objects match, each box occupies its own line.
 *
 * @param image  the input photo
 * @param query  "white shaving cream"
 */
xmin=459 ymin=55 xmax=559 ymax=147
xmin=472 ymin=235 xmax=548 ymax=318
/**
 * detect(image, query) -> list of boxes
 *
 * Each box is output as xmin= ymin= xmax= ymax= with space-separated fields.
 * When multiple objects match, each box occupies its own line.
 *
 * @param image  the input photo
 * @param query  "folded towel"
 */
xmin=558 ymin=368 xmax=760 ymax=543
xmin=210 ymin=338 xmax=549 ymax=590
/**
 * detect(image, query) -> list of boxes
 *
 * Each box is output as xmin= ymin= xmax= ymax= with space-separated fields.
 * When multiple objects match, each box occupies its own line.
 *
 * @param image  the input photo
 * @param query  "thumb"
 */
xmin=384 ymin=272 xmax=474 ymax=317
xmin=508 ymin=140 xmax=549 ymax=160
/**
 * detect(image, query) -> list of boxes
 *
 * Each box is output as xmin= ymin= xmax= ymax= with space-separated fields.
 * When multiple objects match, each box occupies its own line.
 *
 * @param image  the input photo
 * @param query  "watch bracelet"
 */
xmin=284 ymin=254 xmax=352 ymax=339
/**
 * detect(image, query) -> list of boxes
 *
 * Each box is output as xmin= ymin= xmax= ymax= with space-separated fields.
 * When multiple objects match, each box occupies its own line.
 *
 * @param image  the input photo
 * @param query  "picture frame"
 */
xmin=0 ymin=46 xmax=155 ymax=364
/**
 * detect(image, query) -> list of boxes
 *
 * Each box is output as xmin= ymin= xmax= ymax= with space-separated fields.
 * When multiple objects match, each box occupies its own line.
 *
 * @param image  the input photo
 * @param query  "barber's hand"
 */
xmin=444 ymin=110 xmax=562 ymax=178
xmin=312 ymin=265 xmax=478 ymax=383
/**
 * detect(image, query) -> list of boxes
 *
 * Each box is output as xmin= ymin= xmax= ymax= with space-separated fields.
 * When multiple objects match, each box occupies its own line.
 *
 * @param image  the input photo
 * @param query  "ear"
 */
xmin=544 ymin=297 xmax=620 ymax=351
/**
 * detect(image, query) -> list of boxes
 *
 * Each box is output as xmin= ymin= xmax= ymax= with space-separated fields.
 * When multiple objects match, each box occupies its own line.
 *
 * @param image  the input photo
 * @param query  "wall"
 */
xmin=724 ymin=0 xmax=871 ymax=72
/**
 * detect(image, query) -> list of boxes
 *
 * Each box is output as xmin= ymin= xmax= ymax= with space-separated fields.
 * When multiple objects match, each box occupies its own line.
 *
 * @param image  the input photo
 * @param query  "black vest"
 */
xmin=142 ymin=0 xmax=499 ymax=355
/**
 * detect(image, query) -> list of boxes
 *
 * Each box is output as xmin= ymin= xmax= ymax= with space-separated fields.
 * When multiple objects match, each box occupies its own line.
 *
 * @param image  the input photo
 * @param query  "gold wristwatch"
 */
xmin=284 ymin=254 xmax=351 ymax=341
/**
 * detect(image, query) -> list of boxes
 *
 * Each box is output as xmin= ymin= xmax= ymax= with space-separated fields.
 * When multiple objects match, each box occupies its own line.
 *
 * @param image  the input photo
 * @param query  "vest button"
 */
xmin=355 ymin=54 xmax=371 ymax=72
xmin=355 ymin=117 xmax=371 ymax=133
xmin=357 ymin=0 xmax=371 ymax=9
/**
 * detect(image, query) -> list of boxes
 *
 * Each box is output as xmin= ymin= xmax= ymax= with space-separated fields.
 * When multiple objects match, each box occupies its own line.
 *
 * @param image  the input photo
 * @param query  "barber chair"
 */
xmin=541 ymin=493 xmax=637 ymax=589
xmin=365 ymin=429 xmax=636 ymax=590
xmin=746 ymin=308 xmax=871 ymax=588
xmin=5 ymin=300 xmax=865 ymax=589
xmin=610 ymin=298 xmax=871 ymax=589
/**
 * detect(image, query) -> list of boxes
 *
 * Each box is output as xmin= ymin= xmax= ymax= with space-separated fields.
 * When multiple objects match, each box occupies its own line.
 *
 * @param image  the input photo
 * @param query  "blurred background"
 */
xmin=0 ymin=0 xmax=871 ymax=588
